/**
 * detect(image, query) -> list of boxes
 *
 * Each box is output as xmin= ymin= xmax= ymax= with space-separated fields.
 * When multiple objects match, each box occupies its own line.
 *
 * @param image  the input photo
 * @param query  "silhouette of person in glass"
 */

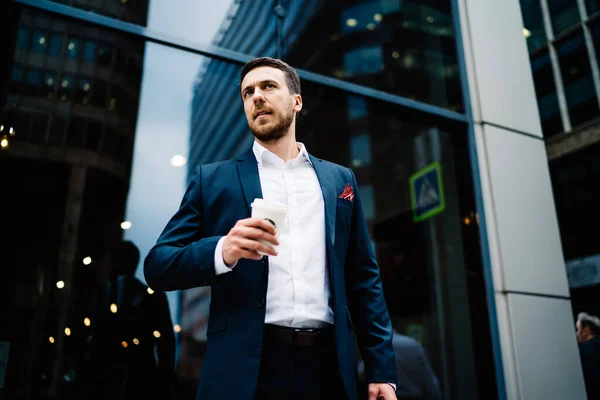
xmin=391 ymin=328 xmax=441 ymax=400
xmin=88 ymin=240 xmax=176 ymax=400
xmin=576 ymin=312 xmax=600 ymax=400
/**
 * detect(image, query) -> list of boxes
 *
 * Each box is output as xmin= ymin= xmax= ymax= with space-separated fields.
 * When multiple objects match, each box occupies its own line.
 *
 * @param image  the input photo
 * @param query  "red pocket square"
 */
xmin=338 ymin=183 xmax=354 ymax=202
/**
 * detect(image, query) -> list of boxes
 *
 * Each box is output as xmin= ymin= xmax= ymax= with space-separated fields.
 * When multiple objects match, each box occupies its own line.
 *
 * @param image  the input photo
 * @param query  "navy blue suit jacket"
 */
xmin=144 ymin=149 xmax=396 ymax=400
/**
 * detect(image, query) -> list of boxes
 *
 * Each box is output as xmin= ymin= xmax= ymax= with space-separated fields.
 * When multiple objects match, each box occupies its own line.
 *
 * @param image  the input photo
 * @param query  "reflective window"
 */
xmin=66 ymin=37 xmax=81 ymax=60
xmin=31 ymin=31 xmax=49 ymax=54
xmin=97 ymin=43 xmax=113 ymax=67
xmin=285 ymin=0 xmax=464 ymax=111
xmin=548 ymin=0 xmax=581 ymax=35
xmin=49 ymin=34 xmax=63 ymax=57
xmin=75 ymin=77 xmax=92 ymax=104
xmin=24 ymin=68 xmax=42 ymax=96
xmin=58 ymin=74 xmax=74 ymax=102
xmin=83 ymin=41 xmax=96 ymax=63
xmin=586 ymin=0 xmax=600 ymax=15
xmin=43 ymin=71 xmax=58 ymax=100
xmin=530 ymin=49 xmax=563 ymax=135
xmin=16 ymin=27 xmax=30 ymax=50
xmin=520 ymin=0 xmax=547 ymax=52
xmin=556 ymin=28 xmax=600 ymax=127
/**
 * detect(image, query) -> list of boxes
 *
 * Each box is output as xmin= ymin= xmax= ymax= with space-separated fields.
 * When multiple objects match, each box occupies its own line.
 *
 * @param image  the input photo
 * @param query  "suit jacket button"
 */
xmin=259 ymin=298 xmax=266 ymax=308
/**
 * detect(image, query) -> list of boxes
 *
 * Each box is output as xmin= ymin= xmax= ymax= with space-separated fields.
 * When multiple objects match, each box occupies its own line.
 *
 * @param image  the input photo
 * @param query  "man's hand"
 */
xmin=222 ymin=218 xmax=279 ymax=265
xmin=368 ymin=383 xmax=396 ymax=400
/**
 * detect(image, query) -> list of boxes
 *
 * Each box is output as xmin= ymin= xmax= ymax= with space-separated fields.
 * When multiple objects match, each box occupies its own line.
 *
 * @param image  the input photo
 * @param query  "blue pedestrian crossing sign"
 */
xmin=409 ymin=162 xmax=445 ymax=222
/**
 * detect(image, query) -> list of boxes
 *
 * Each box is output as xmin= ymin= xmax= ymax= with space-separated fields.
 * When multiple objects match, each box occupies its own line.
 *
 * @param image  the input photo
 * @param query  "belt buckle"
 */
xmin=294 ymin=328 xmax=317 ymax=347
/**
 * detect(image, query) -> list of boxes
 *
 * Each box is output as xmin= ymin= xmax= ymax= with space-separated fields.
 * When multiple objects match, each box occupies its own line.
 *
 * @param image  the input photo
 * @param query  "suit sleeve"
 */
xmin=144 ymin=166 xmax=221 ymax=291
xmin=345 ymin=169 xmax=397 ymax=386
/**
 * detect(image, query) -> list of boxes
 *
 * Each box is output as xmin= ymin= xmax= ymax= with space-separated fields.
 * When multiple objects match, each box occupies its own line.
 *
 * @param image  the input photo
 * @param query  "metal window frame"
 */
xmin=578 ymin=0 xmax=600 ymax=111
xmin=539 ymin=0 xmax=572 ymax=132
xmin=14 ymin=0 xmax=469 ymax=124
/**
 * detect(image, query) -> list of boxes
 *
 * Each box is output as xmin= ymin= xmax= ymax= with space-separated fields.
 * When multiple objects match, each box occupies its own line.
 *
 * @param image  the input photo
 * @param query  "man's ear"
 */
xmin=293 ymin=94 xmax=303 ymax=113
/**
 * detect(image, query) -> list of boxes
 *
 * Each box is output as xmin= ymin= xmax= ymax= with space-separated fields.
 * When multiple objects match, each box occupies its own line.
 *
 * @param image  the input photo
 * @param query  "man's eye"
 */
xmin=265 ymin=84 xmax=274 ymax=88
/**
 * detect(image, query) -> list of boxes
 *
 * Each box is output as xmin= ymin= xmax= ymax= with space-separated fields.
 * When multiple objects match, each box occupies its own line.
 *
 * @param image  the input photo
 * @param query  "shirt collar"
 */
xmin=252 ymin=140 xmax=312 ymax=166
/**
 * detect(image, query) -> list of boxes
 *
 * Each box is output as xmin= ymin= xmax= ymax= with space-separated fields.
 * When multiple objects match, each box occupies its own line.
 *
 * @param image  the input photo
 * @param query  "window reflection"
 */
xmin=519 ymin=0 xmax=547 ymax=52
xmin=587 ymin=0 xmax=600 ymax=15
xmin=556 ymin=29 xmax=600 ymax=127
xmin=285 ymin=0 xmax=463 ymax=111
xmin=66 ymin=38 xmax=80 ymax=60
xmin=548 ymin=0 xmax=581 ymax=35
xmin=530 ymin=49 xmax=563 ymax=136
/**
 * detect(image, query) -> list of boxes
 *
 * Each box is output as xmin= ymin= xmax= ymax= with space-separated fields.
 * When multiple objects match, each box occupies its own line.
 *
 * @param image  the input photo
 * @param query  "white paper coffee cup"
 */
xmin=251 ymin=198 xmax=288 ymax=255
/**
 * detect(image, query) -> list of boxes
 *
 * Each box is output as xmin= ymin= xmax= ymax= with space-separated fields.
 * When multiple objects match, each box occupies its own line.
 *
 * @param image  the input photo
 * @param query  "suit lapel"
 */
xmin=236 ymin=149 xmax=263 ymax=215
xmin=309 ymin=154 xmax=336 ymax=247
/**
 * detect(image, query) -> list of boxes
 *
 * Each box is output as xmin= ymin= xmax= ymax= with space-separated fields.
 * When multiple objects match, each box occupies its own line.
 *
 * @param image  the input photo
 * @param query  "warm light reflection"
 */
xmin=84 ymin=317 xmax=91 ymax=327
xmin=523 ymin=28 xmax=532 ymax=38
xmin=83 ymin=257 xmax=92 ymax=265
xmin=8 ymin=127 xmax=14 ymax=136
xmin=39 ymin=36 xmax=46 ymax=45
xmin=133 ymin=338 xmax=139 ymax=345
xmin=121 ymin=221 xmax=132 ymax=230
xmin=170 ymin=155 xmax=187 ymax=167
xmin=110 ymin=303 xmax=118 ymax=313
xmin=61 ymin=80 xmax=69 ymax=88
xmin=1 ymin=136 xmax=8 ymax=150
xmin=346 ymin=18 xmax=357 ymax=27
xmin=68 ymin=42 xmax=75 ymax=50
xmin=56 ymin=280 xmax=65 ymax=289
xmin=65 ymin=327 xmax=71 ymax=336
xmin=147 ymin=287 xmax=154 ymax=295
xmin=374 ymin=13 xmax=382 ymax=22
xmin=49 ymin=336 xmax=55 ymax=344
xmin=464 ymin=217 xmax=471 ymax=225
xmin=153 ymin=330 xmax=161 ymax=338
xmin=174 ymin=324 xmax=181 ymax=333
xmin=122 ymin=341 xmax=128 ymax=348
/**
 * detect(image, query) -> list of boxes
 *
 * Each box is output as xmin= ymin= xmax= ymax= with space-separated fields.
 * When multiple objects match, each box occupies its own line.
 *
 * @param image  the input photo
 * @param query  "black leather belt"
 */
xmin=264 ymin=324 xmax=334 ymax=348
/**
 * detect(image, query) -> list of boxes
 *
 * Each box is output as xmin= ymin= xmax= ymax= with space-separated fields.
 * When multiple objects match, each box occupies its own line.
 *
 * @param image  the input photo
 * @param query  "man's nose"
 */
xmin=252 ymin=89 xmax=266 ymax=104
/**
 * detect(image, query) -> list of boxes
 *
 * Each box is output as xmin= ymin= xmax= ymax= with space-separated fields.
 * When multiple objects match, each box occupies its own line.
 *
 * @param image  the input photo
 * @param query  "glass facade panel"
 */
xmin=556 ymin=28 xmax=600 ymax=127
xmin=586 ymin=0 xmax=600 ymax=15
xmin=284 ymin=0 xmax=464 ymax=111
xmin=520 ymin=0 xmax=548 ymax=52
xmin=530 ymin=49 xmax=564 ymax=135
xmin=548 ymin=0 xmax=582 ymax=35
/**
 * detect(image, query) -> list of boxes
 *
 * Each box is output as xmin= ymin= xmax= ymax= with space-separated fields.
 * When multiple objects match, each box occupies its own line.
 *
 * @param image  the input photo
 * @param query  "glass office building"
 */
xmin=0 ymin=0 xmax=586 ymax=399
xmin=520 ymin=0 xmax=600 ymax=331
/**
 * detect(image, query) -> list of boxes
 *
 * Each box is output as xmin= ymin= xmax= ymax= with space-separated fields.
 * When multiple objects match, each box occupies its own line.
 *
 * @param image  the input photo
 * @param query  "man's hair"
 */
xmin=240 ymin=57 xmax=301 ymax=96
xmin=110 ymin=240 xmax=140 ymax=276
xmin=578 ymin=312 xmax=600 ymax=337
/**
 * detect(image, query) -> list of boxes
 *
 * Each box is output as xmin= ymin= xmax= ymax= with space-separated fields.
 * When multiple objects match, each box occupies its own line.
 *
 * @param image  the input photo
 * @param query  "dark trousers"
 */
xmin=254 ymin=325 xmax=347 ymax=400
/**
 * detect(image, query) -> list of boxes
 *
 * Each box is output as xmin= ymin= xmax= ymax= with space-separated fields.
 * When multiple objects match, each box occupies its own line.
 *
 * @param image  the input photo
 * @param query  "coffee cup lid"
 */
xmin=251 ymin=198 xmax=288 ymax=213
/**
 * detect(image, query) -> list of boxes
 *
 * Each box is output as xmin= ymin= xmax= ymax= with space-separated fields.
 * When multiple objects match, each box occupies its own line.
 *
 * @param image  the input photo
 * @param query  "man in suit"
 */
xmin=144 ymin=57 xmax=397 ymax=400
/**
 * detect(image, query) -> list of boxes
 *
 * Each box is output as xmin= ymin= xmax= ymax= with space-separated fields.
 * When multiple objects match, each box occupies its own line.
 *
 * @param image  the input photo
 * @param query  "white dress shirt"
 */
xmin=214 ymin=141 xmax=333 ymax=328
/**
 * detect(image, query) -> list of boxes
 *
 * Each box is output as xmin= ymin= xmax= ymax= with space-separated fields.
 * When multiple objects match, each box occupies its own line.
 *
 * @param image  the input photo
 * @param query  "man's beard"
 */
xmin=250 ymin=109 xmax=294 ymax=143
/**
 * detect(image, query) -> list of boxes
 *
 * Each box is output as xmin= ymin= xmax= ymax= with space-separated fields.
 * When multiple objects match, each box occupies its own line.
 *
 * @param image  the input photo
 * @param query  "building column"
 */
xmin=456 ymin=0 xmax=586 ymax=398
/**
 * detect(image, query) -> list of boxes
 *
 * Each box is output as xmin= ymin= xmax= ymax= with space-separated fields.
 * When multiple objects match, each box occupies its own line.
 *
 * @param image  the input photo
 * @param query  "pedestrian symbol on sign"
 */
xmin=409 ymin=162 xmax=445 ymax=222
